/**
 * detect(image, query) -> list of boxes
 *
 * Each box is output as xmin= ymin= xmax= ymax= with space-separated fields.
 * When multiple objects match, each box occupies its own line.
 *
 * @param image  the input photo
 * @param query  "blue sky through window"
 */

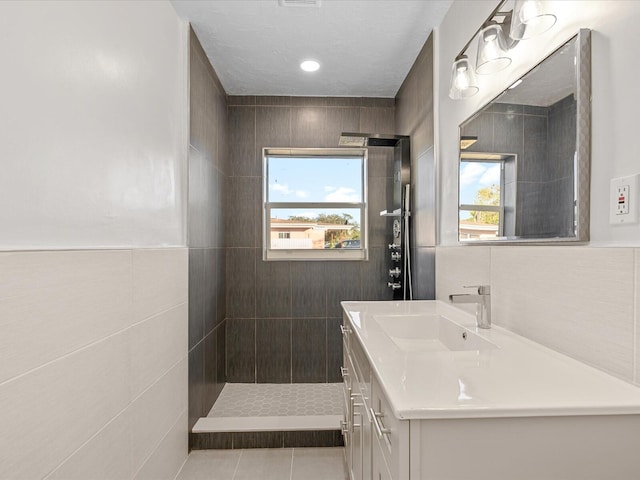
xmin=459 ymin=161 xmax=501 ymax=204
xmin=267 ymin=156 xmax=363 ymax=220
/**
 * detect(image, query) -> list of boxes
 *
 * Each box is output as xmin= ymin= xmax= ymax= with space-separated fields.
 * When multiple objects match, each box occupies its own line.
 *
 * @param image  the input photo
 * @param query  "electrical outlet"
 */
xmin=610 ymin=174 xmax=639 ymax=225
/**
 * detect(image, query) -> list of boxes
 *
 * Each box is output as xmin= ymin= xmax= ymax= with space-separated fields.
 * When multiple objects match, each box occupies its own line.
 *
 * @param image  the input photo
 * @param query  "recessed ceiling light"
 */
xmin=300 ymin=60 xmax=320 ymax=72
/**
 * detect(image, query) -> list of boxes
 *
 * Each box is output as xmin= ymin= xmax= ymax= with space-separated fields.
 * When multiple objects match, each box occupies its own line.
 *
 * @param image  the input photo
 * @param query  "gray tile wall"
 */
xmin=188 ymin=29 xmax=228 ymax=432
xmin=395 ymin=33 xmax=436 ymax=300
xmin=461 ymin=96 xmax=576 ymax=238
xmin=226 ymin=96 xmax=396 ymax=383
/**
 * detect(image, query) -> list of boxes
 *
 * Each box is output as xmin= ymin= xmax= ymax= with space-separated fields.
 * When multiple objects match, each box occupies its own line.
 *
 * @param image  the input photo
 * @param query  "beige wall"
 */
xmin=0 ymin=1 xmax=190 ymax=478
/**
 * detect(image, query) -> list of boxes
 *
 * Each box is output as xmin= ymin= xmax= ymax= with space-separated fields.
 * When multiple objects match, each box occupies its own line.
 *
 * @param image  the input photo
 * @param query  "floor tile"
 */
xmin=291 ymin=448 xmax=348 ymax=480
xmin=233 ymin=449 xmax=293 ymax=480
xmin=176 ymin=450 xmax=240 ymax=480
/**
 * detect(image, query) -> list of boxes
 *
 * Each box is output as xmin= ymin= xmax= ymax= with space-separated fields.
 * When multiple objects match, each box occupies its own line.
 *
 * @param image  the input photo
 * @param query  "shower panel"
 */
xmin=339 ymin=132 xmax=412 ymax=300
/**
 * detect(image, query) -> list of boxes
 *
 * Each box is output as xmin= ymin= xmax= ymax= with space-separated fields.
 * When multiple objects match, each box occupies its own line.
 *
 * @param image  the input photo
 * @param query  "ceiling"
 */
xmin=170 ymin=0 xmax=453 ymax=98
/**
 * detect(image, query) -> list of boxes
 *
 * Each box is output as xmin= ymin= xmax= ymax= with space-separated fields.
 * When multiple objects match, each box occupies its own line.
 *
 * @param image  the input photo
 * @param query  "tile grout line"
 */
xmin=231 ymin=449 xmax=243 ymax=480
xmin=289 ymin=448 xmax=295 ymax=480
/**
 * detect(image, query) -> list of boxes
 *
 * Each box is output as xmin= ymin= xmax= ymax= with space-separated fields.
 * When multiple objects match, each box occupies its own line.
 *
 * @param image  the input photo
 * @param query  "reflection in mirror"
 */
xmin=458 ymin=29 xmax=591 ymax=243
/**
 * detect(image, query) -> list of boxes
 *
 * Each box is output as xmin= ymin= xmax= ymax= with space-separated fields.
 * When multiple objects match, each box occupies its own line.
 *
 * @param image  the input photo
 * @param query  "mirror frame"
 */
xmin=457 ymin=29 xmax=591 ymax=245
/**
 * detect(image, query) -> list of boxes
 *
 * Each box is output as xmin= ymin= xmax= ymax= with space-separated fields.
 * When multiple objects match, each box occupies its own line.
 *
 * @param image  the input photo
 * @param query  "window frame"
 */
xmin=262 ymin=147 xmax=368 ymax=261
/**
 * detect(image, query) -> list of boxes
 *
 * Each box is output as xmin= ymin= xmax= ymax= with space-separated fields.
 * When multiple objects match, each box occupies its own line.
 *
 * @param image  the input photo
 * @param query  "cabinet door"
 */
xmin=372 ymin=434 xmax=393 ymax=480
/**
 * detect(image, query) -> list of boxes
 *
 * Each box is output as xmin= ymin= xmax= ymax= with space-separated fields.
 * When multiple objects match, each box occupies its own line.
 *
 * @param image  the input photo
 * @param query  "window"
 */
xmin=263 ymin=148 xmax=367 ymax=261
xmin=458 ymin=158 xmax=505 ymax=241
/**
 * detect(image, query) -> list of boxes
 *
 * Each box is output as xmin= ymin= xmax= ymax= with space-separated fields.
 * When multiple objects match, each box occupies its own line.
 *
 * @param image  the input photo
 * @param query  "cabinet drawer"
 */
xmin=371 ymin=377 xmax=409 ymax=480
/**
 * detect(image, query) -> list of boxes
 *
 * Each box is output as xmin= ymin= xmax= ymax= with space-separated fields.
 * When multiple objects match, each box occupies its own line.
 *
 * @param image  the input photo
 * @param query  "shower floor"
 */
xmin=193 ymin=383 xmax=343 ymax=435
xmin=208 ymin=383 xmax=342 ymax=417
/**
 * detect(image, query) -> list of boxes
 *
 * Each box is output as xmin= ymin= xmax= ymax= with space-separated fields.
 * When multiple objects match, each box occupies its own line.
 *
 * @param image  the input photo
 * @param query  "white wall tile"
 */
xmin=134 ymin=409 xmax=188 ymax=480
xmin=491 ymin=247 xmax=635 ymax=381
xmin=131 ymin=358 xmax=188 ymax=474
xmin=131 ymin=303 xmax=188 ymax=398
xmin=133 ymin=248 xmax=188 ymax=322
xmin=0 ymin=250 xmax=133 ymax=383
xmin=435 ymin=246 xmax=491 ymax=316
xmin=46 ymin=409 xmax=133 ymax=480
xmin=0 ymin=331 xmax=131 ymax=480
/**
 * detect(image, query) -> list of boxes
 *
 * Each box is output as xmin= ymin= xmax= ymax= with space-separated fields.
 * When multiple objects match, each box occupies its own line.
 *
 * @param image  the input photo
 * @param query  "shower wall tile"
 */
xmin=203 ymin=330 xmax=218 ymax=413
xmin=292 ymin=262 xmax=326 ymax=318
xmin=229 ymin=107 xmax=256 ymax=176
xmin=256 ymin=96 xmax=291 ymax=106
xmin=324 ymin=107 xmax=361 ymax=147
xmin=291 ymin=106 xmax=326 ymax=147
xmin=460 ymin=111 xmax=493 ymax=153
xmin=255 ymin=260 xmax=291 ymax=318
xmin=326 ymin=261 xmax=362 ymax=318
xmin=0 ymin=249 xmax=132 ymax=384
xmin=326 ymin=97 xmax=362 ymax=107
xmin=327 ymin=317 xmax=344 ymax=383
xmin=131 ymin=303 xmax=188 ymax=399
xmin=491 ymin=247 xmax=635 ymax=381
xmin=493 ymin=111 xmax=523 ymax=156
xmin=226 ymin=318 xmax=256 ymax=383
xmin=188 ymin=248 xmax=205 ymax=348
xmin=359 ymin=106 xmax=395 ymax=134
xmin=292 ymin=318 xmax=327 ymax=383
xmin=133 ymin=248 xmax=188 ymax=323
xmin=367 ymin=147 xmax=394 ymax=178
xmin=227 ymin=95 xmax=256 ymax=106
xmin=521 ymin=114 xmax=549 ymax=182
xmin=216 ymin=248 xmax=227 ymax=327
xmin=412 ymin=247 xmax=436 ymax=300
xmin=225 ymin=97 xmax=398 ymax=383
xmin=256 ymin=318 xmax=292 ymax=383
xmin=361 ymin=247 xmax=393 ymax=301
xmin=216 ymin=321 xmax=227 ymax=395
xmin=225 ymin=176 xmax=257 ymax=248
xmin=233 ymin=432 xmax=284 ymax=449
xmin=188 ymin=342 xmax=205 ymax=430
xmin=368 ymin=176 xmax=393 ymax=246
xmin=256 ymin=106 xmax=292 ymax=147
xmin=204 ymin=248 xmax=217 ymax=335
xmin=290 ymin=96 xmax=329 ymax=107
xmin=226 ymin=248 xmax=256 ymax=318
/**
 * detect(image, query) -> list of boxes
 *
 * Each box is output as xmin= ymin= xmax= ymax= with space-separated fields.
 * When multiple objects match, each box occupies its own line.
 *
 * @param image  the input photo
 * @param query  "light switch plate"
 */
xmin=610 ymin=174 xmax=639 ymax=225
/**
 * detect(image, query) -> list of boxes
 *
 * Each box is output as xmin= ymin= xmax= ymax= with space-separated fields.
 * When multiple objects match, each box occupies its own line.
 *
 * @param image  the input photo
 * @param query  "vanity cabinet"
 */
xmin=341 ymin=302 xmax=640 ymax=480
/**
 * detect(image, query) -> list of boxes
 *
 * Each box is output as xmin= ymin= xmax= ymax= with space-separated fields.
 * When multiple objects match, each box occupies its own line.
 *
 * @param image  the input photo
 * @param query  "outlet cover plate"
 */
xmin=610 ymin=174 xmax=640 ymax=225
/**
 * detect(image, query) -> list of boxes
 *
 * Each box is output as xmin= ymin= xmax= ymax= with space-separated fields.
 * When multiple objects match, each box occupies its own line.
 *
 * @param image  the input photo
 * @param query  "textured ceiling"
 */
xmin=170 ymin=0 xmax=453 ymax=97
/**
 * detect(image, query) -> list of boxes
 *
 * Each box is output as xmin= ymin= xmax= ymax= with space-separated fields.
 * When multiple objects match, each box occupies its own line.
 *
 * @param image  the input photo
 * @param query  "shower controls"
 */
xmin=391 ymin=252 xmax=401 ymax=262
xmin=388 ymin=243 xmax=400 ymax=250
xmin=393 ymin=219 xmax=401 ymax=238
xmin=389 ymin=267 xmax=401 ymax=278
xmin=387 ymin=282 xmax=401 ymax=290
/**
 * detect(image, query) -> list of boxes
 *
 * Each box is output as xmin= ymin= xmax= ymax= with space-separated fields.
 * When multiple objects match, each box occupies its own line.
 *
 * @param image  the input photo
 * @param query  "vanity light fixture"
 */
xmin=300 ymin=59 xmax=320 ymax=72
xmin=449 ymin=0 xmax=557 ymax=100
xmin=449 ymin=56 xmax=479 ymax=100
xmin=475 ymin=23 xmax=512 ymax=75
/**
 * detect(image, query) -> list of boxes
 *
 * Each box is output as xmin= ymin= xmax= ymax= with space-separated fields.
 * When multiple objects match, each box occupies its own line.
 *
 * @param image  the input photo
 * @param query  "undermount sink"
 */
xmin=374 ymin=314 xmax=497 ymax=352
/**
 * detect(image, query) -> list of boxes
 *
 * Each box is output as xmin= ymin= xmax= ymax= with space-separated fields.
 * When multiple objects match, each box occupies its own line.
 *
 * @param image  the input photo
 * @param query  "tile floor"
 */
xmin=176 ymin=447 xmax=348 ymax=480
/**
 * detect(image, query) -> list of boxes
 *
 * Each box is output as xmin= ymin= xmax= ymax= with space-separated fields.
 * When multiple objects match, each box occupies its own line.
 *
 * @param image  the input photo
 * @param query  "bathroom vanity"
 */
xmin=341 ymin=301 xmax=640 ymax=480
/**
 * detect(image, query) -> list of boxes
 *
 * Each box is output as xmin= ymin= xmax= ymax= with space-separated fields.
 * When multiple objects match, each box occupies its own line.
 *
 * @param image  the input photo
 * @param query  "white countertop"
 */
xmin=341 ymin=300 xmax=640 ymax=420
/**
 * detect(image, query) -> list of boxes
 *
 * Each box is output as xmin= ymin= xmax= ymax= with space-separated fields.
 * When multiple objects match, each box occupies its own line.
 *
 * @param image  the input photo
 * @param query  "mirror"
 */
xmin=458 ymin=29 xmax=591 ymax=244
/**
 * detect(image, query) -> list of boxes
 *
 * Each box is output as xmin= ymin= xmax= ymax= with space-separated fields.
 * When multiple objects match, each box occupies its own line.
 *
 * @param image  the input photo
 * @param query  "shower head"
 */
xmin=338 ymin=132 xmax=409 ymax=148
xmin=338 ymin=135 xmax=368 ymax=147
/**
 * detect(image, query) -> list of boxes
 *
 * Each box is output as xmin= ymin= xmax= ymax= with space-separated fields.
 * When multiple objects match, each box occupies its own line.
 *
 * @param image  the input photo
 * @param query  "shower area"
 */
xmin=187 ymin=29 xmax=435 ymax=450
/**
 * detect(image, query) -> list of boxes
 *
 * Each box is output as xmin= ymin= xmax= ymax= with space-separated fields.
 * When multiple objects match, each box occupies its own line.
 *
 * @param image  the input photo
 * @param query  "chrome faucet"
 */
xmin=449 ymin=285 xmax=491 ymax=329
